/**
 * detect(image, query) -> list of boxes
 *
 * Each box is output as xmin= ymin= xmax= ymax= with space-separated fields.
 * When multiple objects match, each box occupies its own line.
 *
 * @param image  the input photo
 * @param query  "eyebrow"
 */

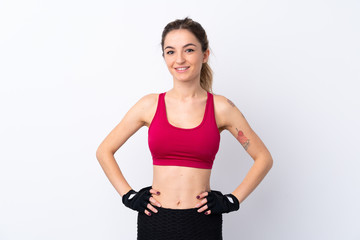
xmin=164 ymin=43 xmax=197 ymax=50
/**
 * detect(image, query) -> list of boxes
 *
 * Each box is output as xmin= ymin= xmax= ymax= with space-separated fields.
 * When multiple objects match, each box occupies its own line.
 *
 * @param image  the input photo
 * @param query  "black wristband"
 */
xmin=223 ymin=193 xmax=240 ymax=213
xmin=204 ymin=190 xmax=240 ymax=214
xmin=122 ymin=186 xmax=152 ymax=213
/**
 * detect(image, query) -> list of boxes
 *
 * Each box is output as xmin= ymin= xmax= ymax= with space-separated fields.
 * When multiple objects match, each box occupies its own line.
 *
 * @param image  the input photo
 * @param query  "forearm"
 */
xmin=231 ymin=156 xmax=273 ymax=203
xmin=96 ymin=151 xmax=132 ymax=197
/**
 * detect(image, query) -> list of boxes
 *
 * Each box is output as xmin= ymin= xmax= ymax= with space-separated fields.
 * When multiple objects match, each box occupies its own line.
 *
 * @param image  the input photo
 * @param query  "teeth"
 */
xmin=176 ymin=67 xmax=189 ymax=70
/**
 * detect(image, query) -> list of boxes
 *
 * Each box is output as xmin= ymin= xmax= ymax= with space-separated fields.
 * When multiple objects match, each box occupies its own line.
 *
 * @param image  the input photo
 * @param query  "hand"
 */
xmin=122 ymin=186 xmax=162 ymax=216
xmin=194 ymin=190 xmax=240 ymax=215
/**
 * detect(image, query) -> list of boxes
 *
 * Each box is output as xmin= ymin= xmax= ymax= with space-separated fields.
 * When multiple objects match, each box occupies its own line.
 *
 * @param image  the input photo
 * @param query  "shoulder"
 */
xmin=136 ymin=93 xmax=160 ymax=108
xmin=212 ymin=93 xmax=245 ymax=130
xmin=133 ymin=93 xmax=161 ymax=127
xmin=123 ymin=93 xmax=160 ymax=120
xmin=212 ymin=93 xmax=238 ymax=115
xmin=138 ymin=93 xmax=160 ymax=105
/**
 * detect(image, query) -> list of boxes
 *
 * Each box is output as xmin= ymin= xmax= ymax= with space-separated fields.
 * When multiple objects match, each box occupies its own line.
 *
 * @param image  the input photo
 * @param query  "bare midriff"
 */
xmin=152 ymin=165 xmax=211 ymax=209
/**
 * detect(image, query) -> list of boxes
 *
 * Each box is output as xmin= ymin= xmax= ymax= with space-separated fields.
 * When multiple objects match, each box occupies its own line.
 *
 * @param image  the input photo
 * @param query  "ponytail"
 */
xmin=200 ymin=62 xmax=213 ymax=93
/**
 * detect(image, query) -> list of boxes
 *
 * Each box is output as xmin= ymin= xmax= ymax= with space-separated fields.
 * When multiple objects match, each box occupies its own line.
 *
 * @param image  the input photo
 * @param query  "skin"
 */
xmin=96 ymin=29 xmax=273 ymax=217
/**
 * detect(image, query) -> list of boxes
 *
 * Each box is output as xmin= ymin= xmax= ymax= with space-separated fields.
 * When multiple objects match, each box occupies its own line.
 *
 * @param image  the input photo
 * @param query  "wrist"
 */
xmin=230 ymin=192 xmax=241 ymax=204
xmin=226 ymin=193 xmax=240 ymax=212
xmin=122 ymin=187 xmax=134 ymax=198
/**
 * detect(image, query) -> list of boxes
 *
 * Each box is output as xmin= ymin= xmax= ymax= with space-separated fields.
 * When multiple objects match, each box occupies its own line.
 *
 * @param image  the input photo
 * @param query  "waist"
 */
xmin=152 ymin=165 xmax=211 ymax=209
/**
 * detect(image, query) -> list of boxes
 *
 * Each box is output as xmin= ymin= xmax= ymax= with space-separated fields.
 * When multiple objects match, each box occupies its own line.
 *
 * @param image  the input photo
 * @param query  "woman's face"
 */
xmin=163 ymin=29 xmax=209 ymax=83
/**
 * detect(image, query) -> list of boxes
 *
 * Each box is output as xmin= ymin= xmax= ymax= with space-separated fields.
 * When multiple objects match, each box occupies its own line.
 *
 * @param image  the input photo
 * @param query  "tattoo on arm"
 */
xmin=236 ymin=127 xmax=250 ymax=150
xmin=227 ymin=98 xmax=235 ymax=107
xmin=228 ymin=98 xmax=249 ymax=149
xmin=227 ymin=98 xmax=245 ymax=118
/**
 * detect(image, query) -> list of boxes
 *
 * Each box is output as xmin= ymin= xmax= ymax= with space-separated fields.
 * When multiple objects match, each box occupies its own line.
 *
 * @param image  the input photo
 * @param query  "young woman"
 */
xmin=96 ymin=17 xmax=273 ymax=240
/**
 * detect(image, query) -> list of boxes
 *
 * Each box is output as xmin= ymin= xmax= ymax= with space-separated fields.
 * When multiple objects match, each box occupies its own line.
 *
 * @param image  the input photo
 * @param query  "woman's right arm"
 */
xmin=95 ymin=94 xmax=157 ymax=197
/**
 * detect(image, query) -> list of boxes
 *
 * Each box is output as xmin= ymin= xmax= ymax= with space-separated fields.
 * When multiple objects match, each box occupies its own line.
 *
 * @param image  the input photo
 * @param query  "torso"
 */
xmin=152 ymin=165 xmax=211 ymax=208
xmin=143 ymin=91 xmax=226 ymax=209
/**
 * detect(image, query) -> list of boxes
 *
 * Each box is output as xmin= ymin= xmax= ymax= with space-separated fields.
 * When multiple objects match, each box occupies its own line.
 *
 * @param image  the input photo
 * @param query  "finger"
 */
xmin=197 ymin=204 xmax=208 ymax=213
xmin=149 ymin=197 xmax=162 ymax=207
xmin=196 ymin=191 xmax=209 ymax=200
xmin=194 ymin=198 xmax=208 ymax=208
xmin=150 ymin=188 xmax=161 ymax=195
xmin=147 ymin=203 xmax=158 ymax=213
xmin=204 ymin=210 xmax=211 ymax=215
xmin=144 ymin=209 xmax=152 ymax=216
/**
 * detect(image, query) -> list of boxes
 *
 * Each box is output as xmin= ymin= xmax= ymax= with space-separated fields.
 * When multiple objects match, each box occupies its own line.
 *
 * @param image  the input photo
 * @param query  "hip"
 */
xmin=137 ymin=206 xmax=223 ymax=240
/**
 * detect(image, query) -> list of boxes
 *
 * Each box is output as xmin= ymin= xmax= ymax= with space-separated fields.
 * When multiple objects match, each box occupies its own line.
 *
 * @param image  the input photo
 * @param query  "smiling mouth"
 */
xmin=175 ymin=67 xmax=190 ymax=72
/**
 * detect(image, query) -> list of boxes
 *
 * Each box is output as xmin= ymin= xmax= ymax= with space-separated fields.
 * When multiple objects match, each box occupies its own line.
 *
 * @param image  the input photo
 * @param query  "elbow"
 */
xmin=264 ymin=153 xmax=273 ymax=172
xmin=96 ymin=143 xmax=117 ymax=163
xmin=96 ymin=146 xmax=111 ymax=161
xmin=96 ymin=147 xmax=103 ymax=161
xmin=255 ymin=153 xmax=273 ymax=172
xmin=267 ymin=156 xmax=273 ymax=171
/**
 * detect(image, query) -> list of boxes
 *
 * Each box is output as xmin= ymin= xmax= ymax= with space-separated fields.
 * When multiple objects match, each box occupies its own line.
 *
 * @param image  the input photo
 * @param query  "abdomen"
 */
xmin=152 ymin=165 xmax=212 ymax=209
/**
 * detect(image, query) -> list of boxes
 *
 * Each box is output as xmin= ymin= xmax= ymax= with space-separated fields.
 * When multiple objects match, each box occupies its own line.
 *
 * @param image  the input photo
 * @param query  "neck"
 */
xmin=169 ymin=78 xmax=206 ymax=100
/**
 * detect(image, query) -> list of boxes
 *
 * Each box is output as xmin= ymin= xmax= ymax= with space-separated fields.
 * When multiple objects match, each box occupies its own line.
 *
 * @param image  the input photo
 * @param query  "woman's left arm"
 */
xmin=195 ymin=95 xmax=273 ymax=214
xmin=220 ymin=96 xmax=273 ymax=204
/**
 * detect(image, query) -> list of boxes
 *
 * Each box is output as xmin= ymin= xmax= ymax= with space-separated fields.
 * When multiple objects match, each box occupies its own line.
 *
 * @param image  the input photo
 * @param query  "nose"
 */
xmin=176 ymin=52 xmax=185 ymax=64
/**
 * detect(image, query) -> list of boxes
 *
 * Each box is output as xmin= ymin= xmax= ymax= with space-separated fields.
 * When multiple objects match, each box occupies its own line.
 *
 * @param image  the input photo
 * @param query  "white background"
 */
xmin=1 ymin=0 xmax=359 ymax=239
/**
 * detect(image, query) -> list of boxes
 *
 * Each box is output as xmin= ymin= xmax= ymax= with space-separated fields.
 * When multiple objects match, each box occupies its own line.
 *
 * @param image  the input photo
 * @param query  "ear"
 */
xmin=202 ymin=48 xmax=210 ymax=63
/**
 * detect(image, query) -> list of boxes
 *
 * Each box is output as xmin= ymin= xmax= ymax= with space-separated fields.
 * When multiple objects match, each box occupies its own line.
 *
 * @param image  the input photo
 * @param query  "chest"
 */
xmin=165 ymin=100 xmax=206 ymax=129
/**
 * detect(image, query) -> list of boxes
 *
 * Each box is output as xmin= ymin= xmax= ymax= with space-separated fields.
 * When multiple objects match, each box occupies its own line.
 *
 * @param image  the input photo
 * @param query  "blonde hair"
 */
xmin=161 ymin=17 xmax=213 ymax=93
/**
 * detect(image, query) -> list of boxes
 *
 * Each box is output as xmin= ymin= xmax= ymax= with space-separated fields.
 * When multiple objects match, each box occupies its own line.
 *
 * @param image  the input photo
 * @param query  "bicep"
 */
xmin=223 ymin=102 xmax=270 ymax=160
xmin=97 ymin=97 xmax=148 ymax=155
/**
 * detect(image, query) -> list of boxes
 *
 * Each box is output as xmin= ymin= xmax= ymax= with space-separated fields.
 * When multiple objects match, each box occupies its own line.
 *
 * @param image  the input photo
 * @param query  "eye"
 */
xmin=166 ymin=50 xmax=174 ymax=55
xmin=186 ymin=49 xmax=194 ymax=53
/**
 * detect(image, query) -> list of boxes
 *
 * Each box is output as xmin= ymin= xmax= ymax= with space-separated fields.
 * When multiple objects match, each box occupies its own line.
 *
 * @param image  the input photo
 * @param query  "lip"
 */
xmin=174 ymin=66 xmax=190 ymax=73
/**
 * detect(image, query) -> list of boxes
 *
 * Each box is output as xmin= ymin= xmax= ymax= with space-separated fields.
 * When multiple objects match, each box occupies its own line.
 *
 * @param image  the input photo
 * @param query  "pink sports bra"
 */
xmin=148 ymin=91 xmax=220 ymax=169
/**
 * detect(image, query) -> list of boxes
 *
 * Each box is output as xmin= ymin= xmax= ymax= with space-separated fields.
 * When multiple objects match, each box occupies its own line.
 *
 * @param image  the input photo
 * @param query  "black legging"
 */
xmin=137 ymin=206 xmax=223 ymax=240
